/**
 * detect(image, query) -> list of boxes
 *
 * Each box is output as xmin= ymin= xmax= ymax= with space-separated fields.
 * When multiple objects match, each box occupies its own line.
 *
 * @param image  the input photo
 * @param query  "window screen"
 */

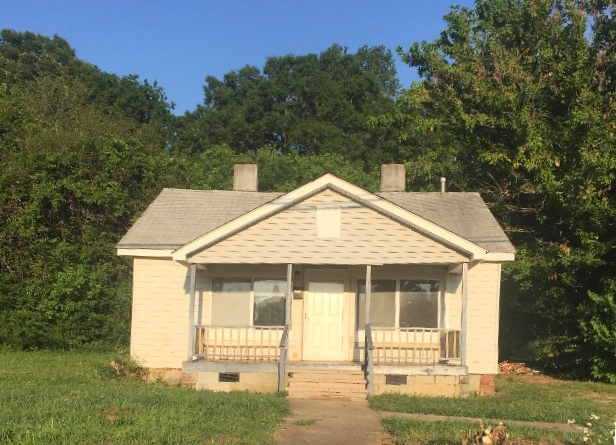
xmin=399 ymin=280 xmax=439 ymax=328
xmin=357 ymin=279 xmax=396 ymax=328
xmin=211 ymin=278 xmax=251 ymax=326
xmin=253 ymin=280 xmax=286 ymax=326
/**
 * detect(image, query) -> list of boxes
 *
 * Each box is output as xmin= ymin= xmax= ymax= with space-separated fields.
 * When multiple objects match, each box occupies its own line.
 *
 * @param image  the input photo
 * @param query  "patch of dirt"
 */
xmin=582 ymin=392 xmax=616 ymax=404
xmin=500 ymin=374 xmax=563 ymax=385
xmin=101 ymin=407 xmax=132 ymax=422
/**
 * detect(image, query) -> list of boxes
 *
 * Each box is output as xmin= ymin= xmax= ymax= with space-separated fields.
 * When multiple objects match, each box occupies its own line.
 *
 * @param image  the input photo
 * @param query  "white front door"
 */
xmin=303 ymin=281 xmax=345 ymax=361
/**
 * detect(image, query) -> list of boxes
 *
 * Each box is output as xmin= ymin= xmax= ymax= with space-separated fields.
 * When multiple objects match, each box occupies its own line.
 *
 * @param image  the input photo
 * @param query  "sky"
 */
xmin=2 ymin=0 xmax=476 ymax=115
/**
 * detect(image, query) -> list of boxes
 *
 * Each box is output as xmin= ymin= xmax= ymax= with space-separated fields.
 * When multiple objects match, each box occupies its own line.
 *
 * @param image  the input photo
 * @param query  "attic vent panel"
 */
xmin=316 ymin=206 xmax=341 ymax=239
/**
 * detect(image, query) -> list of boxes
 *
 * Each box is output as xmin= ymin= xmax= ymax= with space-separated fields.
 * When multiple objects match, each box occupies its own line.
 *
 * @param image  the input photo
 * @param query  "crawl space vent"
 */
xmin=385 ymin=374 xmax=407 ymax=386
xmin=219 ymin=372 xmax=240 ymax=383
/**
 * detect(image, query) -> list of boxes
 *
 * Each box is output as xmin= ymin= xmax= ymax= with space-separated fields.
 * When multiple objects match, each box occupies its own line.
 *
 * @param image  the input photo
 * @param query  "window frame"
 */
xmin=210 ymin=276 xmax=287 ymax=327
xmin=356 ymin=278 xmax=441 ymax=330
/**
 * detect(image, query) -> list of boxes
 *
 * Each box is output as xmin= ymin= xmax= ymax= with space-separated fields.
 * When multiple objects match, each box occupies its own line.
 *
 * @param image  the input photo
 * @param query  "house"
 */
xmin=116 ymin=164 xmax=515 ymax=398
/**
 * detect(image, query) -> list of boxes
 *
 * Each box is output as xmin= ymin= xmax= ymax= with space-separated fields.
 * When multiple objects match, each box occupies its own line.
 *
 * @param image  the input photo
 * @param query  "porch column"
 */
xmin=285 ymin=264 xmax=292 ymax=328
xmin=278 ymin=264 xmax=293 ymax=392
xmin=460 ymin=262 xmax=468 ymax=367
xmin=187 ymin=263 xmax=197 ymax=361
xmin=365 ymin=265 xmax=374 ymax=396
xmin=365 ymin=265 xmax=372 ymax=326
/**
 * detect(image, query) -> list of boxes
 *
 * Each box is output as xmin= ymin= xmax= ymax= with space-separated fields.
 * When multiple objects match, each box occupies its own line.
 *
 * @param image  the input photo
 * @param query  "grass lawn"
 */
xmin=370 ymin=374 xmax=616 ymax=444
xmin=0 ymin=349 xmax=290 ymax=445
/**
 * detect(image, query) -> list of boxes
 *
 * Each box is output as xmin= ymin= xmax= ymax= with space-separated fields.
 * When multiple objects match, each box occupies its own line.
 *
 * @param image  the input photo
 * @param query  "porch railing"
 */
xmin=370 ymin=328 xmax=460 ymax=364
xmin=194 ymin=325 xmax=284 ymax=361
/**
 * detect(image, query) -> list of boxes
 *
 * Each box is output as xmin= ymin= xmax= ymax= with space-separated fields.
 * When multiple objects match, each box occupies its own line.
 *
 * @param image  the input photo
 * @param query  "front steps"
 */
xmin=287 ymin=369 xmax=368 ymax=400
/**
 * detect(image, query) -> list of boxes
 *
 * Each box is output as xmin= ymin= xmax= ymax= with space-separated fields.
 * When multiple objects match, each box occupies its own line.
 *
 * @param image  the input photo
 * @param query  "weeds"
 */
xmin=567 ymin=414 xmax=616 ymax=444
xmin=109 ymin=350 xmax=146 ymax=381
xmin=462 ymin=420 xmax=508 ymax=445
xmin=292 ymin=419 xmax=316 ymax=426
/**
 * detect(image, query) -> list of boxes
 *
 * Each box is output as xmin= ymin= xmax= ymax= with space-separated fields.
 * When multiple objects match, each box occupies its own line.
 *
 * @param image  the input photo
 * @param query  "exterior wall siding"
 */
xmin=445 ymin=273 xmax=463 ymax=330
xmin=130 ymin=258 xmax=189 ymax=368
xmin=189 ymin=189 xmax=466 ymax=265
xmin=464 ymin=262 xmax=501 ymax=374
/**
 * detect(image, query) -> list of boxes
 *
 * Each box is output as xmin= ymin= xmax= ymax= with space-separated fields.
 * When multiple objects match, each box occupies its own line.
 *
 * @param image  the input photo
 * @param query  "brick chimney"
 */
xmin=380 ymin=164 xmax=405 ymax=192
xmin=233 ymin=164 xmax=258 ymax=192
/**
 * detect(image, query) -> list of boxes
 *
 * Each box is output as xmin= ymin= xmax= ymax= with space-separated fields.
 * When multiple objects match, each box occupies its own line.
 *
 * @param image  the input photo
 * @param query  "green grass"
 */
xmin=292 ymin=419 xmax=316 ymax=426
xmin=370 ymin=375 xmax=616 ymax=444
xmin=382 ymin=417 xmax=583 ymax=445
xmin=0 ymin=350 xmax=290 ymax=444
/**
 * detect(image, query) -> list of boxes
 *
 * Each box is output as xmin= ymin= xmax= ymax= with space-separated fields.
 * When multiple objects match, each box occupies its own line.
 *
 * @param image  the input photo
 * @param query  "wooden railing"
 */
xmin=370 ymin=328 xmax=460 ymax=364
xmin=194 ymin=325 xmax=284 ymax=361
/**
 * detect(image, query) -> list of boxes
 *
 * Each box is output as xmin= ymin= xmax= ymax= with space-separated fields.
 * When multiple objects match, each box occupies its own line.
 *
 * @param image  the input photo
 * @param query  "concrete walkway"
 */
xmin=276 ymin=398 xmax=578 ymax=444
xmin=276 ymin=398 xmax=393 ymax=445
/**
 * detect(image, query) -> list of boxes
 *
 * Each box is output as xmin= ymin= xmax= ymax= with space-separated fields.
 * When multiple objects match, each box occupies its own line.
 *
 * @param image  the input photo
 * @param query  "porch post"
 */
xmin=365 ymin=265 xmax=372 ymax=325
xmin=285 ymin=264 xmax=292 ymax=328
xmin=365 ymin=265 xmax=374 ymax=396
xmin=187 ymin=263 xmax=197 ymax=361
xmin=460 ymin=262 xmax=468 ymax=367
xmin=278 ymin=264 xmax=293 ymax=392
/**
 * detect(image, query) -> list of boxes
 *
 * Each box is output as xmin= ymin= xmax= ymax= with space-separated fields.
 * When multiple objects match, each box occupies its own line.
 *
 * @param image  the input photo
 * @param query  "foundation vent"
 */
xmin=385 ymin=374 xmax=408 ymax=386
xmin=219 ymin=372 xmax=240 ymax=383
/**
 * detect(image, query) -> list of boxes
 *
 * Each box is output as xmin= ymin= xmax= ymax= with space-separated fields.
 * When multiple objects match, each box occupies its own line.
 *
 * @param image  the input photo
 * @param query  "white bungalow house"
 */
xmin=117 ymin=164 xmax=515 ymax=398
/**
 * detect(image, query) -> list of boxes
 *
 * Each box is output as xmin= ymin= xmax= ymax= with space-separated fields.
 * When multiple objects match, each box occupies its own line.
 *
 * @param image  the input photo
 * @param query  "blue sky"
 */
xmin=2 ymin=0 xmax=476 ymax=114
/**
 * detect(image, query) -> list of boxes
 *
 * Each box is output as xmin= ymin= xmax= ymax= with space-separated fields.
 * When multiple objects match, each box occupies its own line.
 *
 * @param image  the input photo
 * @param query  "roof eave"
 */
xmin=117 ymin=248 xmax=174 ymax=258
xmin=483 ymin=252 xmax=515 ymax=262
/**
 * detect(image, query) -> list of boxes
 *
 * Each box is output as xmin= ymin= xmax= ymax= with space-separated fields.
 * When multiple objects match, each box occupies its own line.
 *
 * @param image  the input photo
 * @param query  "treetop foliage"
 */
xmin=173 ymin=44 xmax=400 ymax=167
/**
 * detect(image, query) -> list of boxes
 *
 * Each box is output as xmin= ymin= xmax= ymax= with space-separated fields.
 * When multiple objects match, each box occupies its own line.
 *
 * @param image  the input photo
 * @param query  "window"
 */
xmin=357 ymin=279 xmax=440 ymax=329
xmin=253 ymin=280 xmax=286 ymax=326
xmin=400 ymin=280 xmax=439 ymax=328
xmin=357 ymin=280 xmax=396 ymax=328
xmin=211 ymin=278 xmax=251 ymax=326
xmin=211 ymin=278 xmax=286 ymax=327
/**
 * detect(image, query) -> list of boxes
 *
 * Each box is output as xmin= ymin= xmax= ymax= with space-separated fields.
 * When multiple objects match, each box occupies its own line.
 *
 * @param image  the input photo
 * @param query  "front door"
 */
xmin=303 ymin=281 xmax=345 ymax=361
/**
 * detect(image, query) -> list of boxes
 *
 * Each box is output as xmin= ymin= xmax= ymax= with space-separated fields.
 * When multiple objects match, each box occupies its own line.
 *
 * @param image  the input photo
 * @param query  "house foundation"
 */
xmin=145 ymin=364 xmax=496 ymax=398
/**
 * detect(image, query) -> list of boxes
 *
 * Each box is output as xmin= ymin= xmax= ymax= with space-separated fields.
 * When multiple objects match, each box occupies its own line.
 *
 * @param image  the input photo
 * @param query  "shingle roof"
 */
xmin=117 ymin=187 xmax=515 ymax=254
xmin=117 ymin=189 xmax=282 ymax=249
xmin=378 ymin=192 xmax=515 ymax=254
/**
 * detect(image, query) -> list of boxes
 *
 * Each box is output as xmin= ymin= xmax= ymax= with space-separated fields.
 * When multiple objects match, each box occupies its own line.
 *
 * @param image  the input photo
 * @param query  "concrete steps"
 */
xmin=287 ymin=369 xmax=368 ymax=400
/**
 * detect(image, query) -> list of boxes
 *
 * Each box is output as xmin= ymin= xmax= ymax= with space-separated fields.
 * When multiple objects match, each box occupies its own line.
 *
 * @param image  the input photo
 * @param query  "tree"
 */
xmin=187 ymin=145 xmax=380 ymax=193
xmin=396 ymin=0 xmax=616 ymax=380
xmin=173 ymin=45 xmax=400 ymax=169
xmin=0 ymin=30 xmax=185 ymax=348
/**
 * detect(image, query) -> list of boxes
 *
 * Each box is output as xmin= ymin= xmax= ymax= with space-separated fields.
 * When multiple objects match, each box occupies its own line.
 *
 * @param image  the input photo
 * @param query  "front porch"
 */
xmin=183 ymin=262 xmax=470 ymax=397
xmin=185 ymin=325 xmax=465 ymax=398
